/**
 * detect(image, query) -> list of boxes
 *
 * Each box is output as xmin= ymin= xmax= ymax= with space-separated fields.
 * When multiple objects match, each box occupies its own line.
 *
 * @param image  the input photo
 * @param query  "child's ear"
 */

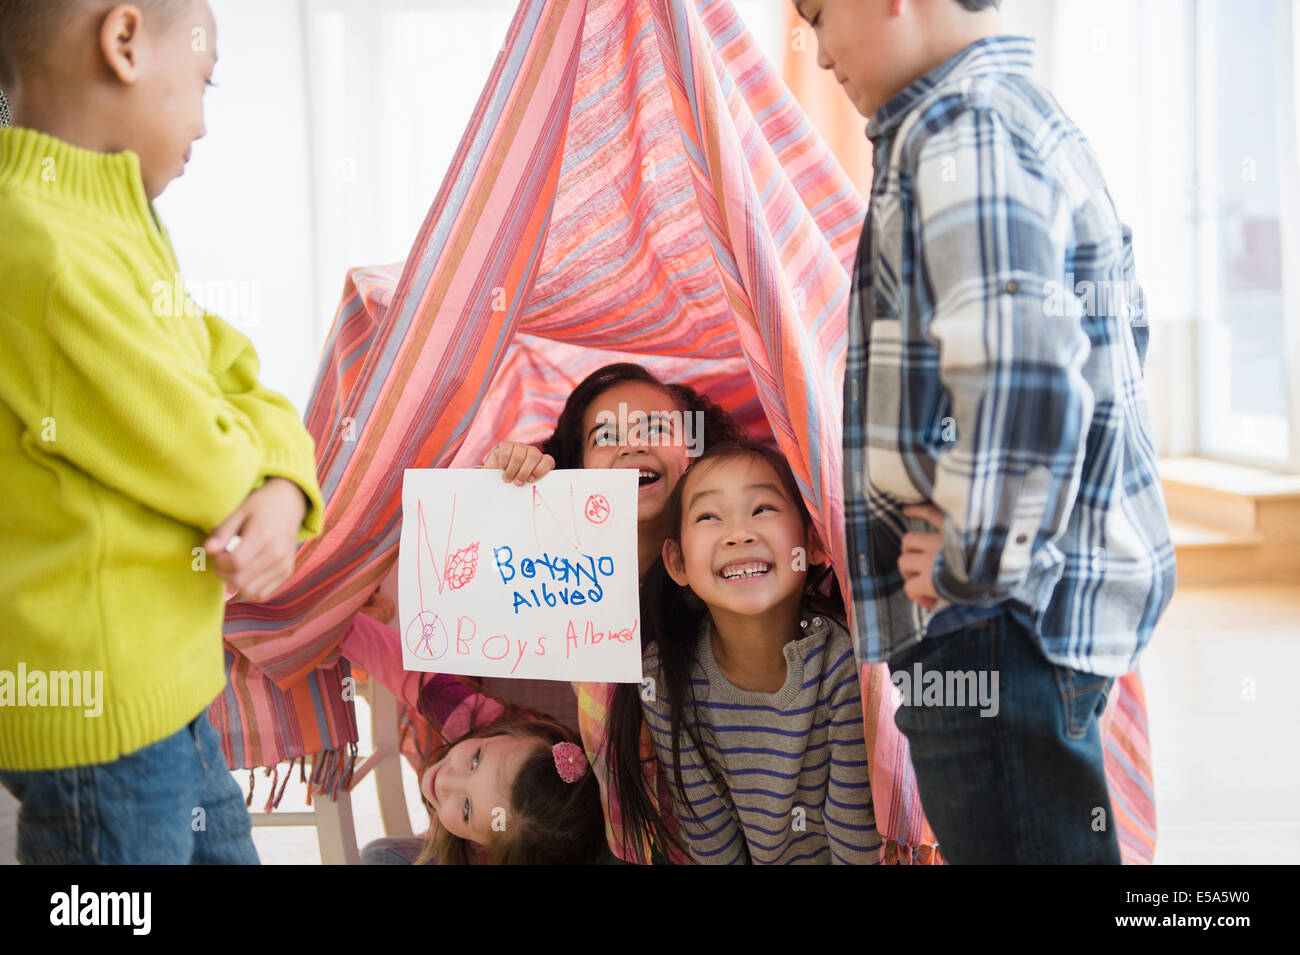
xmin=662 ymin=538 xmax=690 ymax=587
xmin=99 ymin=6 xmax=145 ymax=83
xmin=806 ymin=526 xmax=829 ymax=568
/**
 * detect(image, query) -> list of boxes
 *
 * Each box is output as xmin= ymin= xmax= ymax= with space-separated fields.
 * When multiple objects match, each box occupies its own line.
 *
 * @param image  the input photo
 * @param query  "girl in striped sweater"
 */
xmin=618 ymin=440 xmax=879 ymax=864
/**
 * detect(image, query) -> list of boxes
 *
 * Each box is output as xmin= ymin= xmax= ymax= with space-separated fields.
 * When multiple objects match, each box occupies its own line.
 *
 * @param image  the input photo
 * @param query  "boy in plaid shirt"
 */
xmin=796 ymin=0 xmax=1176 ymax=862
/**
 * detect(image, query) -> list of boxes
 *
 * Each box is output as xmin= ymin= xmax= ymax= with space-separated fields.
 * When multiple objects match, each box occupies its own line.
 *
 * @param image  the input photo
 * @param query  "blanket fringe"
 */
xmin=272 ymin=757 xmax=298 ymax=809
xmin=239 ymin=746 xmax=362 ymax=812
xmin=307 ymin=742 xmax=360 ymax=804
xmin=881 ymin=839 xmax=944 ymax=865
xmin=261 ymin=764 xmax=279 ymax=814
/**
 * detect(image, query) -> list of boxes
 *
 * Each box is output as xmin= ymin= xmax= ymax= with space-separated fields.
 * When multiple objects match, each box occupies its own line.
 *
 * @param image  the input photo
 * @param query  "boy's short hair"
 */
xmin=953 ymin=0 xmax=1001 ymax=10
xmin=0 ymin=0 xmax=191 ymax=89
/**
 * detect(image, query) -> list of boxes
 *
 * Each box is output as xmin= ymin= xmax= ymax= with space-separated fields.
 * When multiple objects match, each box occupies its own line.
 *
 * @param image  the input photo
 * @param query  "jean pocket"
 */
xmin=1052 ymin=666 xmax=1113 ymax=741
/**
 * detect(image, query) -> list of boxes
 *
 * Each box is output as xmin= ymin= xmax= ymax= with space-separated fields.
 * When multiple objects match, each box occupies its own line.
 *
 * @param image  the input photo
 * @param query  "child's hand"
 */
xmin=204 ymin=477 xmax=309 ymax=603
xmin=482 ymin=441 xmax=555 ymax=486
xmin=899 ymin=504 xmax=945 ymax=610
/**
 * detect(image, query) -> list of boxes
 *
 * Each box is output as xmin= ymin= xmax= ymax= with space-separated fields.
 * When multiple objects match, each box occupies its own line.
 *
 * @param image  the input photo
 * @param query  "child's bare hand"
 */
xmin=899 ymin=503 xmax=945 ymax=610
xmin=482 ymin=441 xmax=555 ymax=486
xmin=204 ymin=477 xmax=309 ymax=602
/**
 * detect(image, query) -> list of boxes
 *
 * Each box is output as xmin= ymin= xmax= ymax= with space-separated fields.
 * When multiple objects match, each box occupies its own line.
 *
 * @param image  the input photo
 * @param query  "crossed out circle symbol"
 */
xmin=585 ymin=493 xmax=611 ymax=526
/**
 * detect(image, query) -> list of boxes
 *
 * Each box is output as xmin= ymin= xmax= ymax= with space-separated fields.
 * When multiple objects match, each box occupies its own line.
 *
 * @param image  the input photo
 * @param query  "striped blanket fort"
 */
xmin=207 ymin=0 xmax=1157 ymax=864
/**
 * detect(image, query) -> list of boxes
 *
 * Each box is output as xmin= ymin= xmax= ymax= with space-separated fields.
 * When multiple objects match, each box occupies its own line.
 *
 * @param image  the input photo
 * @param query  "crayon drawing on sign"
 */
xmin=398 ymin=469 xmax=641 ymax=682
xmin=584 ymin=493 xmax=611 ymax=526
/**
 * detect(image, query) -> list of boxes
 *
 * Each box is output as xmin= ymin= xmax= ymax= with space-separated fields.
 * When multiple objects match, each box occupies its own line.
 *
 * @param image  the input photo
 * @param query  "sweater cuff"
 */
xmin=264 ymin=445 xmax=325 ymax=539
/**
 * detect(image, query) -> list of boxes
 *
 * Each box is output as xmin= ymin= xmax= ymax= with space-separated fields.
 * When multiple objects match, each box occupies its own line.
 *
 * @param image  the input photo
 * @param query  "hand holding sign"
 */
xmin=398 ymin=469 xmax=641 ymax=681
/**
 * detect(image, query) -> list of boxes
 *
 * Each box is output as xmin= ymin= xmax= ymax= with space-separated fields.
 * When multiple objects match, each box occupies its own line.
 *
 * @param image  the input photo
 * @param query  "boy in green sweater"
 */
xmin=0 ymin=0 xmax=324 ymax=863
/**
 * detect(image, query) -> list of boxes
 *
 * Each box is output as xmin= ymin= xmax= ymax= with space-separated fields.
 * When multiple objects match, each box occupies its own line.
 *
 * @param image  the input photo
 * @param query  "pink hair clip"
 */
xmin=552 ymin=741 xmax=587 ymax=783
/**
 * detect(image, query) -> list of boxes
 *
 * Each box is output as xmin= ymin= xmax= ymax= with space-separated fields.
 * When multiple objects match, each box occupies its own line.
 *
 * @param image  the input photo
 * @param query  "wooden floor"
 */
xmin=3 ymin=580 xmax=1298 ymax=865
xmin=1138 ymin=582 xmax=1300 ymax=863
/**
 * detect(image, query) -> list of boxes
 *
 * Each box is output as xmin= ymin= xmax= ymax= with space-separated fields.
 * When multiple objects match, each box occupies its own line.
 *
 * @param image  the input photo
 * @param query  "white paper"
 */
xmin=398 ymin=468 xmax=641 ymax=681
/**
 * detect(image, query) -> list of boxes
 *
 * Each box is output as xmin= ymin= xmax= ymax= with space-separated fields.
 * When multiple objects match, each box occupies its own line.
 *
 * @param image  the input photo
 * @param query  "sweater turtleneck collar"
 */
xmin=0 ymin=126 xmax=160 ymax=238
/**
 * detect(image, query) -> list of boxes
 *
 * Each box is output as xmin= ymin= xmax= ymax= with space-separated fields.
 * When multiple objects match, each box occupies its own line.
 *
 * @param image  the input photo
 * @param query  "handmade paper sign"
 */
xmin=398 ymin=468 xmax=641 ymax=681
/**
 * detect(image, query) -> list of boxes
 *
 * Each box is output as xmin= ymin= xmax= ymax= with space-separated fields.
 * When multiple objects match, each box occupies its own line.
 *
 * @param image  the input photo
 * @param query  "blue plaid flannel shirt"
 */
xmin=843 ymin=36 xmax=1176 ymax=677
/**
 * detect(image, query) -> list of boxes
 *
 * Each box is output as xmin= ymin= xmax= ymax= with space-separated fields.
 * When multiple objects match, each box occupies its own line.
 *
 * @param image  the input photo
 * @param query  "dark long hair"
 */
xmin=609 ymin=440 xmax=844 ymax=859
xmin=540 ymin=362 xmax=743 ymax=470
xmin=413 ymin=688 xmax=606 ymax=865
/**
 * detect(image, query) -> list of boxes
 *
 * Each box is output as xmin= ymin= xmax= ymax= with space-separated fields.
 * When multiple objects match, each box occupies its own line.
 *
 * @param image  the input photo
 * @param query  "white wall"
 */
xmin=154 ymin=0 xmax=317 ymax=412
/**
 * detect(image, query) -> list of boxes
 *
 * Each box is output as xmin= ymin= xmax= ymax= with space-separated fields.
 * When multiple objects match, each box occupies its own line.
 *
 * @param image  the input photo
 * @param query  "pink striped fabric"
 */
xmin=1102 ymin=672 xmax=1158 ymax=865
xmin=208 ymin=0 xmax=1157 ymax=863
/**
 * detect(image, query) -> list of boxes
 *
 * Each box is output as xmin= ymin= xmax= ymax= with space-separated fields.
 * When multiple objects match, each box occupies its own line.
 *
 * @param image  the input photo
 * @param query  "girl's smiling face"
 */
xmin=420 ymin=733 xmax=537 ymax=845
xmin=580 ymin=381 xmax=691 ymax=524
xmin=664 ymin=454 xmax=824 ymax=619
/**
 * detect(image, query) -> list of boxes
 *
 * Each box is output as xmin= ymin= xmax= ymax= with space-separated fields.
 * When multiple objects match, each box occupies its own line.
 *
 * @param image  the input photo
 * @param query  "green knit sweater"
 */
xmin=0 ymin=127 xmax=324 ymax=770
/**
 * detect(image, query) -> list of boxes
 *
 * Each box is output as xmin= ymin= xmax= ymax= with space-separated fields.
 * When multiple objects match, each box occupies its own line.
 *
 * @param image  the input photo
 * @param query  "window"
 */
xmin=1194 ymin=0 xmax=1299 ymax=467
xmin=1006 ymin=0 xmax=1300 ymax=471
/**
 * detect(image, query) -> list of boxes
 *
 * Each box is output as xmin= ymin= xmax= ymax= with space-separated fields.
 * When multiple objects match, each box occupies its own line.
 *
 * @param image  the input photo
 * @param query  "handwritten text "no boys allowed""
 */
xmin=407 ymin=614 xmax=638 ymax=675
xmin=407 ymin=546 xmax=632 ymax=673
xmin=399 ymin=470 xmax=642 ymax=682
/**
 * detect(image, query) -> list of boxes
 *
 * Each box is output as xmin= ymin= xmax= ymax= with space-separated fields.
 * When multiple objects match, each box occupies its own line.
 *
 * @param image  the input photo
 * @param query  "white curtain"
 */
xmin=155 ymin=0 xmax=786 ymax=413
xmin=155 ymin=0 xmax=521 ymax=412
xmin=155 ymin=1 xmax=317 ymax=411
xmin=1286 ymin=0 xmax=1300 ymax=465
xmin=1000 ymin=0 xmax=1200 ymax=458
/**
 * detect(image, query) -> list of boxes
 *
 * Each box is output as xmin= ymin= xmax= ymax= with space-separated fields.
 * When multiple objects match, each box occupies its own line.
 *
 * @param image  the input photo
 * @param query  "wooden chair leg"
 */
xmin=370 ymin=682 xmax=414 ymax=837
xmin=312 ymin=787 xmax=362 ymax=865
xmin=247 ymin=786 xmax=362 ymax=866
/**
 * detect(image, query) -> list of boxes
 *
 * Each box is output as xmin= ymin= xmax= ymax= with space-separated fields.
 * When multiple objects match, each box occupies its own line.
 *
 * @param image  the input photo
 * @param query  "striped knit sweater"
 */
xmin=642 ymin=614 xmax=880 ymax=864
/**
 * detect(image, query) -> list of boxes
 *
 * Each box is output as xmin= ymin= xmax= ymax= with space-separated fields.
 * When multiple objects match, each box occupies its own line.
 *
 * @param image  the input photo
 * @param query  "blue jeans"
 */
xmin=0 ymin=712 xmax=259 ymax=865
xmin=890 ymin=610 xmax=1120 ymax=864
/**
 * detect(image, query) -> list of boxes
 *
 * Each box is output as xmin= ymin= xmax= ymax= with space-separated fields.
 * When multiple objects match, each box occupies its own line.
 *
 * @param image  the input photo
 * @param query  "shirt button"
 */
xmin=813 ymin=617 xmax=823 ymax=627
xmin=800 ymin=619 xmax=808 ymax=629
xmin=1015 ymin=533 xmax=1028 ymax=545
xmin=1003 ymin=280 xmax=1020 ymax=294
